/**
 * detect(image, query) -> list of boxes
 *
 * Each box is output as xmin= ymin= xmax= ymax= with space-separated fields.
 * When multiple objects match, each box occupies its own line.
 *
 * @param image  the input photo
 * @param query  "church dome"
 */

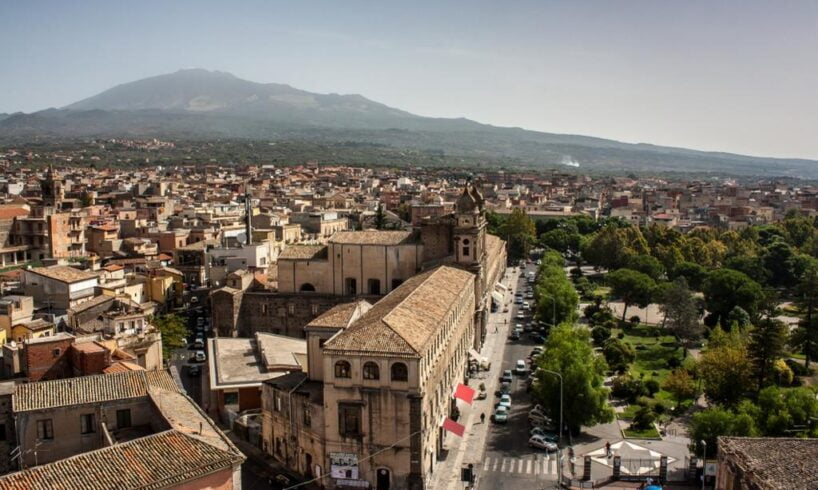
xmin=456 ymin=185 xmax=479 ymax=214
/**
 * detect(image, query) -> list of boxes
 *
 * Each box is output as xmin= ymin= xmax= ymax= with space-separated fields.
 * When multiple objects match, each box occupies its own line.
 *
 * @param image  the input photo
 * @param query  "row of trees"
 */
xmin=533 ymin=251 xmax=579 ymax=326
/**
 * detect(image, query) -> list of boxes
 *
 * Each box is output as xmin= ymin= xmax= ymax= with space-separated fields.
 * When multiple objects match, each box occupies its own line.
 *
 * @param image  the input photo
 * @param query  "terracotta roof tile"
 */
xmin=306 ymin=300 xmax=372 ymax=330
xmin=329 ymin=230 xmax=416 ymax=246
xmin=12 ymin=370 xmax=178 ymax=412
xmin=323 ymin=266 xmax=473 ymax=357
xmin=0 ymin=430 xmax=242 ymax=490
xmin=718 ymin=437 xmax=818 ymax=488
xmin=279 ymin=245 xmax=328 ymax=260
xmin=27 ymin=265 xmax=97 ymax=284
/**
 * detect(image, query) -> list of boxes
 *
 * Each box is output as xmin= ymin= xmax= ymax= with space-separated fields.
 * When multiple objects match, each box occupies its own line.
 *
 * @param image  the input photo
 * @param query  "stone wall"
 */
xmin=211 ymin=289 xmax=351 ymax=338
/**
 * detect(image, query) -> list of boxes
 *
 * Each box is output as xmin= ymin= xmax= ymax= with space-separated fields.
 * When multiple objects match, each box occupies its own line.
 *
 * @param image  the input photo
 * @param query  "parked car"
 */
xmin=508 ymin=330 xmax=521 ymax=340
xmin=530 ymin=427 xmax=559 ymax=442
xmin=499 ymin=381 xmax=512 ymax=395
xmin=188 ymin=365 xmax=201 ymax=377
xmin=516 ymin=312 xmax=526 ymax=320
xmin=530 ymin=418 xmax=557 ymax=431
xmin=529 ymin=408 xmax=549 ymax=420
xmin=530 ymin=333 xmax=546 ymax=343
xmin=515 ymin=359 xmax=528 ymax=375
xmin=497 ymin=394 xmax=512 ymax=409
xmin=529 ymin=435 xmax=558 ymax=451
xmin=193 ymin=337 xmax=205 ymax=349
xmin=529 ymin=412 xmax=551 ymax=426
xmin=501 ymin=370 xmax=514 ymax=384
xmin=493 ymin=405 xmax=509 ymax=423
xmin=193 ymin=350 xmax=206 ymax=363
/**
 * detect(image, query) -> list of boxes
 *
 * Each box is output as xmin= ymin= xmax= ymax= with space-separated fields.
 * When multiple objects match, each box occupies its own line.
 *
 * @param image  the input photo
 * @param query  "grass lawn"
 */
xmin=612 ymin=324 xmax=688 ymax=433
xmin=623 ymin=425 xmax=661 ymax=439
xmin=612 ymin=324 xmax=683 ymax=383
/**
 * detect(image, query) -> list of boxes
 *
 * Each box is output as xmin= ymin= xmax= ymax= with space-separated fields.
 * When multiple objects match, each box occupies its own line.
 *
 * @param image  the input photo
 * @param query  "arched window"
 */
xmin=391 ymin=362 xmax=408 ymax=382
xmin=334 ymin=361 xmax=351 ymax=379
xmin=363 ymin=362 xmax=380 ymax=380
xmin=299 ymin=283 xmax=316 ymax=292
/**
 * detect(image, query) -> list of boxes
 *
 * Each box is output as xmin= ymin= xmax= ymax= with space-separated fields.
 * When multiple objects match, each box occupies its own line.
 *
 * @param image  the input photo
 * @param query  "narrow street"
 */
xmin=479 ymin=261 xmax=561 ymax=490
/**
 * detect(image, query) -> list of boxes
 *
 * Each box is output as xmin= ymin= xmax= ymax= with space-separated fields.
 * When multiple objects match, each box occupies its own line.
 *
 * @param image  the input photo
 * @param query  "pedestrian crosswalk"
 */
xmin=480 ymin=455 xmax=559 ymax=475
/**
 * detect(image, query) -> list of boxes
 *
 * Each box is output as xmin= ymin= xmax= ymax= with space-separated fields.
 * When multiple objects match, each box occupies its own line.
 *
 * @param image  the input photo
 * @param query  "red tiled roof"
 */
xmin=0 ymin=207 xmax=29 ymax=219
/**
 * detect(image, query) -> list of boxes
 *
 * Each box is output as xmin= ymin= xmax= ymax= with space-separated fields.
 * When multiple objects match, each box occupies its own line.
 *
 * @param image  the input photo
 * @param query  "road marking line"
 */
xmin=526 ymin=459 xmax=532 ymax=474
xmin=542 ymin=459 xmax=549 ymax=474
xmin=500 ymin=458 xmax=508 ymax=472
xmin=483 ymin=458 xmax=490 ymax=471
xmin=493 ymin=458 xmax=499 ymax=472
xmin=550 ymin=458 xmax=557 ymax=475
xmin=534 ymin=458 xmax=539 ymax=474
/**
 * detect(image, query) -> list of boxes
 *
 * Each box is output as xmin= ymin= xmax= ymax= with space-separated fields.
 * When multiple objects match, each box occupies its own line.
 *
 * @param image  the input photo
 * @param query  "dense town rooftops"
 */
xmin=718 ymin=436 xmax=818 ymax=488
xmin=323 ymin=265 xmax=473 ymax=357
xmin=27 ymin=265 xmax=97 ymax=283
xmin=329 ymin=230 xmax=416 ymax=246
xmin=0 ymin=429 xmax=241 ymax=490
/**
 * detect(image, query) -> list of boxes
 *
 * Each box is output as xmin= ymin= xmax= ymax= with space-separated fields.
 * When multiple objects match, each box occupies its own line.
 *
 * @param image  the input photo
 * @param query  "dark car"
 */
xmin=508 ymin=330 xmax=521 ymax=340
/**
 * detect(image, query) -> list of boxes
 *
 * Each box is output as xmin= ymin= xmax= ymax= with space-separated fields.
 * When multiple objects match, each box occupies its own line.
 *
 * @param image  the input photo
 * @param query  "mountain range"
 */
xmin=1 ymin=69 xmax=815 ymax=178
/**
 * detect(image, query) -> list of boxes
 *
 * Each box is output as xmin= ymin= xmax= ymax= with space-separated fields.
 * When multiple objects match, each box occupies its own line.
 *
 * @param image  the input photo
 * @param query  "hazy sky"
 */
xmin=2 ymin=1 xmax=817 ymax=159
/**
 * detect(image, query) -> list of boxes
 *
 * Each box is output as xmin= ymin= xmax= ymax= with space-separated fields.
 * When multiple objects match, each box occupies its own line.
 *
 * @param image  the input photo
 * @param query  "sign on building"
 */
xmin=330 ymin=452 xmax=359 ymax=480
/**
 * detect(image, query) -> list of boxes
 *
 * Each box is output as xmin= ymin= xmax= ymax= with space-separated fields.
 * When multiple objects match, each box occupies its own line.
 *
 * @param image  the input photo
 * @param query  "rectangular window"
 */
xmin=116 ymin=409 xmax=131 ymax=429
xmin=339 ymin=404 xmax=362 ymax=437
xmin=0 ymin=423 xmax=6 ymax=441
xmin=303 ymin=407 xmax=311 ymax=427
xmin=275 ymin=395 xmax=282 ymax=412
xmin=37 ymin=419 xmax=53 ymax=440
xmin=80 ymin=414 xmax=95 ymax=434
xmin=224 ymin=392 xmax=238 ymax=406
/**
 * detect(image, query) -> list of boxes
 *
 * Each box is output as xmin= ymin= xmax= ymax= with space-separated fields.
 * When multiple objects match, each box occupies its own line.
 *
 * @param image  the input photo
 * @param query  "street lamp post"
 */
xmin=701 ymin=440 xmax=707 ymax=490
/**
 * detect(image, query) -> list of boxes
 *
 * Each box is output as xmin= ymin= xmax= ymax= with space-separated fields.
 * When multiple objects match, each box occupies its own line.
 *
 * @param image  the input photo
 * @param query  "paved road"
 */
xmin=480 ymin=262 xmax=562 ymax=490
xmin=168 ymin=309 xmax=208 ymax=406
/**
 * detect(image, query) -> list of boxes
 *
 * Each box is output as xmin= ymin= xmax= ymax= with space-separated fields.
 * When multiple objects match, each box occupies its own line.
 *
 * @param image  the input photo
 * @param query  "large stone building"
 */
xmin=213 ymin=183 xmax=506 ymax=349
xmin=262 ymin=265 xmax=476 ymax=490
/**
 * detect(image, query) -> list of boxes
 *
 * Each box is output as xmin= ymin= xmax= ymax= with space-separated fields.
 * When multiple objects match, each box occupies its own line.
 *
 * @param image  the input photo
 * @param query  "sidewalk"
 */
xmin=429 ymin=268 xmax=519 ymax=490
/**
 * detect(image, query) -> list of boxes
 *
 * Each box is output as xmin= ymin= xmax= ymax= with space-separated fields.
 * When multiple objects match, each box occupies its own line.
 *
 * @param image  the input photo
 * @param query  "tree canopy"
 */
xmin=702 ymin=269 xmax=764 ymax=327
xmin=532 ymin=324 xmax=613 ymax=433
xmin=607 ymin=268 xmax=656 ymax=322
xmin=154 ymin=313 xmax=188 ymax=360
